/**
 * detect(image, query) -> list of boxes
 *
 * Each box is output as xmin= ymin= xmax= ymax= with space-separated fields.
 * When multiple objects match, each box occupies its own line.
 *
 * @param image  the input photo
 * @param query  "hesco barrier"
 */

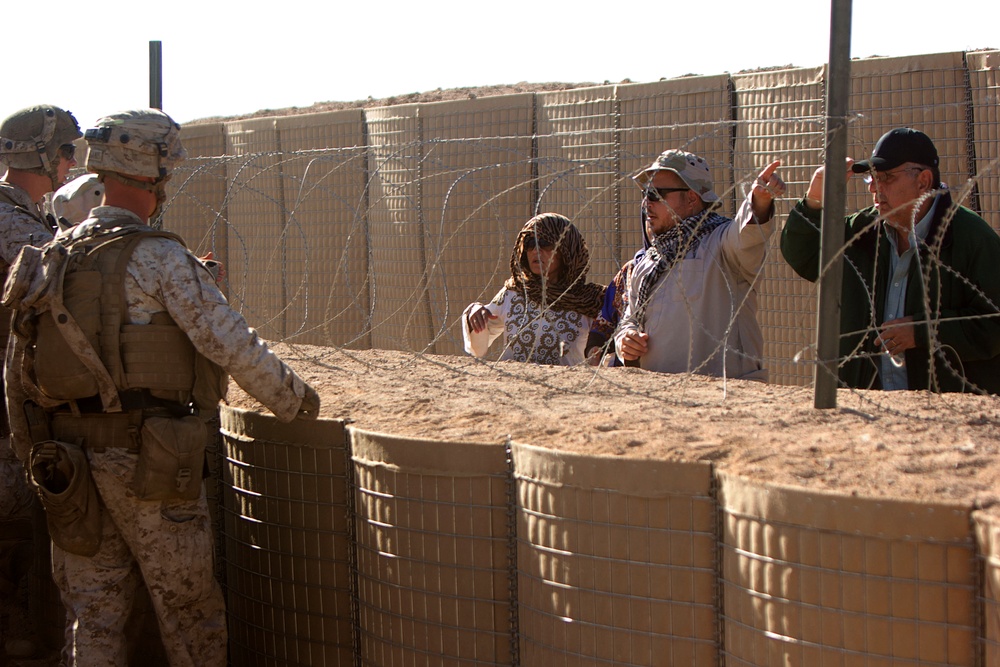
xmin=216 ymin=406 xmax=1000 ymax=666
xmin=163 ymin=50 xmax=1000 ymax=390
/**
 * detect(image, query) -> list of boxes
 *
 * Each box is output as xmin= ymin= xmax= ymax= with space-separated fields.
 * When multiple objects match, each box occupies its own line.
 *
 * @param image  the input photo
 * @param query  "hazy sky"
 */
xmin=6 ymin=0 xmax=998 ymax=128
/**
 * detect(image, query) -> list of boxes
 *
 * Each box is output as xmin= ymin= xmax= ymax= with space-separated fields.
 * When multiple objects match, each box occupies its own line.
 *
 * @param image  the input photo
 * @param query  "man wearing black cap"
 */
xmin=781 ymin=127 xmax=1000 ymax=394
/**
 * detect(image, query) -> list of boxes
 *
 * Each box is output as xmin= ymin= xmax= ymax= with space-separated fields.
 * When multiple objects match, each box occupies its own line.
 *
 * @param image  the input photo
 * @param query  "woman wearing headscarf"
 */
xmin=463 ymin=212 xmax=605 ymax=365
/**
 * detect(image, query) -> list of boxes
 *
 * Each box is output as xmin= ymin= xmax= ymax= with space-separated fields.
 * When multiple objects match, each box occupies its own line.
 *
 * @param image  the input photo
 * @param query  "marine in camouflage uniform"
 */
xmin=0 ymin=104 xmax=81 ymax=637
xmin=4 ymin=109 xmax=319 ymax=666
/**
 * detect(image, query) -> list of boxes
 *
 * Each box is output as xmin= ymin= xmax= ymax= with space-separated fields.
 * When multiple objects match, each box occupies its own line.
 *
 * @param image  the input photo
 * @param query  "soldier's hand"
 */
xmin=296 ymin=384 xmax=320 ymax=420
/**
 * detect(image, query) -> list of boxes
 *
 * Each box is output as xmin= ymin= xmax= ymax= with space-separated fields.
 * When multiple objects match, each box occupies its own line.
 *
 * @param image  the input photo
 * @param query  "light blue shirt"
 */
xmin=880 ymin=196 xmax=938 ymax=390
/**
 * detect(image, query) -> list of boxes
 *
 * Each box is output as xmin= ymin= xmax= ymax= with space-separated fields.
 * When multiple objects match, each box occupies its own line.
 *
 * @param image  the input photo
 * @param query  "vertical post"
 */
xmin=815 ymin=0 xmax=852 ymax=408
xmin=149 ymin=41 xmax=163 ymax=110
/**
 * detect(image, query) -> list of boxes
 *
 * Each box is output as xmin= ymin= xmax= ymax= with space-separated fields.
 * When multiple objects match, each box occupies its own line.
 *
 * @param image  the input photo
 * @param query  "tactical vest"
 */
xmin=7 ymin=218 xmax=226 ymax=417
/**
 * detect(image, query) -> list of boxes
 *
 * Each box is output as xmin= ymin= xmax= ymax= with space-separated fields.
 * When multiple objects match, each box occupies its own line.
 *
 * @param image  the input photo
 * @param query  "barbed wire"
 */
xmin=150 ymin=71 xmax=1000 ymax=420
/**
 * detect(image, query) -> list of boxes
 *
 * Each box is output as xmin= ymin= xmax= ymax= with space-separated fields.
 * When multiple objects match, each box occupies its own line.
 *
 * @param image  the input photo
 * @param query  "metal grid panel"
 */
xmin=364 ymin=104 xmax=434 ymax=352
xmin=166 ymin=122 xmax=229 ymax=260
xmin=719 ymin=474 xmax=977 ymax=667
xmin=968 ymin=50 xmax=1000 ymax=233
xmin=974 ymin=510 xmax=1000 ymax=664
xmin=846 ymin=53 xmax=972 ymax=208
xmin=617 ymin=76 xmax=735 ymax=263
xmin=275 ymin=110 xmax=371 ymax=348
xmin=223 ymin=118 xmax=287 ymax=340
xmin=513 ymin=445 xmax=718 ymax=666
xmin=418 ymin=95 xmax=535 ymax=356
xmin=221 ymin=409 xmax=353 ymax=667
xmin=350 ymin=429 xmax=513 ymax=666
xmin=733 ymin=66 xmax=827 ymax=389
xmin=535 ymin=86 xmax=620 ymax=282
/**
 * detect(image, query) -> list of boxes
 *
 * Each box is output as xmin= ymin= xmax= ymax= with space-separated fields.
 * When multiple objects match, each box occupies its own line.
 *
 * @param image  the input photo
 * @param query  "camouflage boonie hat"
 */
xmin=633 ymin=149 xmax=719 ymax=203
xmin=84 ymin=109 xmax=186 ymax=180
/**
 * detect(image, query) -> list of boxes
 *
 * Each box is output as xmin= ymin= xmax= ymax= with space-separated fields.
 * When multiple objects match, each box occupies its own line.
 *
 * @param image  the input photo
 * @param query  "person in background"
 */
xmin=0 ymin=104 xmax=81 ymax=659
xmin=464 ymin=212 xmax=604 ymax=365
xmin=781 ymin=127 xmax=1000 ymax=393
xmin=614 ymin=150 xmax=783 ymax=379
xmin=50 ymin=172 xmax=103 ymax=228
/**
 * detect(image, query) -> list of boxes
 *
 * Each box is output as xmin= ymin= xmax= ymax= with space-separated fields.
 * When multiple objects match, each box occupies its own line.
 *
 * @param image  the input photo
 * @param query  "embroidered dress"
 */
xmin=463 ymin=288 xmax=592 ymax=365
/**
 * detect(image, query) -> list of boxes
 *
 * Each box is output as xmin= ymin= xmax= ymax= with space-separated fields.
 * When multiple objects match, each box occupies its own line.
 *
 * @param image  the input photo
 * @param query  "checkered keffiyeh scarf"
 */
xmin=503 ymin=212 xmax=604 ymax=319
xmin=634 ymin=210 xmax=728 ymax=324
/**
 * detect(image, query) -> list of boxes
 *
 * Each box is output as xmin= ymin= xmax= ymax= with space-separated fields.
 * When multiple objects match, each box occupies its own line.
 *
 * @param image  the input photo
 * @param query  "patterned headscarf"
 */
xmin=503 ymin=212 xmax=604 ymax=318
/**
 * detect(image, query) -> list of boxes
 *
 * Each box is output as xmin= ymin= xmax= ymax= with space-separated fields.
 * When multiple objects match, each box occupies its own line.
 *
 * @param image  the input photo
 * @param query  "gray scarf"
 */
xmin=634 ymin=210 xmax=727 ymax=325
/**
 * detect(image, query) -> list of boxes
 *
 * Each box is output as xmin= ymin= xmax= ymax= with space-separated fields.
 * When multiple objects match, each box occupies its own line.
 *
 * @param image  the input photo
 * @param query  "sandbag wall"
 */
xmin=218 ymin=406 xmax=1000 ymax=666
xmin=165 ymin=50 xmax=1000 ymax=387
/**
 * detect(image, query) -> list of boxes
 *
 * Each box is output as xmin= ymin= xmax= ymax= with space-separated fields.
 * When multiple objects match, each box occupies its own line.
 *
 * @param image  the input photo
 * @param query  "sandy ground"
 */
xmin=228 ymin=344 xmax=1000 ymax=510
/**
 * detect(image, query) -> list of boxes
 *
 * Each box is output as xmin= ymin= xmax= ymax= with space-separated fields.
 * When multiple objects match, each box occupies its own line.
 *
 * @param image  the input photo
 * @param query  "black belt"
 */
xmin=56 ymin=390 xmax=192 ymax=418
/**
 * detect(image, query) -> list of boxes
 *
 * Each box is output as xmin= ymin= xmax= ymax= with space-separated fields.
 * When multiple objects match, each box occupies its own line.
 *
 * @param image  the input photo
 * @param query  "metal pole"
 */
xmin=149 ymin=41 xmax=163 ymax=110
xmin=815 ymin=0 xmax=852 ymax=408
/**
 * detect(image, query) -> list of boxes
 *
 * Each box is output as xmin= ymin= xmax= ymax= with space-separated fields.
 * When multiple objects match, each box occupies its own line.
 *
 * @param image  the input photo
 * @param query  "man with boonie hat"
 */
xmin=781 ymin=127 xmax=1000 ymax=393
xmin=613 ymin=149 xmax=784 ymax=379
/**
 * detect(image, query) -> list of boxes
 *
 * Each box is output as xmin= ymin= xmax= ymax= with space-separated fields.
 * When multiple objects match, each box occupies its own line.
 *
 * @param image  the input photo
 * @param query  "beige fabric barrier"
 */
xmin=274 ymin=110 xmax=371 ymax=348
xmin=364 ymin=104 xmax=435 ymax=352
xmin=535 ymin=86 xmax=620 ymax=281
xmin=617 ymin=75 xmax=734 ymax=263
xmin=512 ymin=443 xmax=718 ymax=666
xmin=349 ymin=427 xmax=514 ymax=665
xmin=968 ymin=49 xmax=1000 ymax=234
xmin=215 ymin=407 xmax=1000 ymax=665
xmin=846 ymin=52 xmax=972 ymax=207
xmin=222 ymin=118 xmax=287 ymax=341
xmin=974 ymin=510 xmax=1000 ymax=664
xmin=418 ymin=95 xmax=535 ymax=356
xmin=220 ymin=408 xmax=353 ymax=666
xmin=718 ymin=472 xmax=977 ymax=666
xmin=164 ymin=122 xmax=229 ymax=263
xmin=733 ymin=66 xmax=826 ymax=389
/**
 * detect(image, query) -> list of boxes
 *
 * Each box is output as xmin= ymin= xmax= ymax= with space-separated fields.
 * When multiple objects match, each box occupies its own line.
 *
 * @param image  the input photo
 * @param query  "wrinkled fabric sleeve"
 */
xmin=613 ymin=264 xmax=647 ymax=364
xmin=4 ymin=334 xmax=32 ymax=463
xmin=780 ymin=200 xmax=824 ymax=283
xmin=462 ymin=289 xmax=507 ymax=358
xmin=919 ymin=216 xmax=1000 ymax=361
xmin=0 ymin=205 xmax=53 ymax=266
xmin=718 ymin=194 xmax=776 ymax=283
xmin=130 ymin=239 xmax=308 ymax=422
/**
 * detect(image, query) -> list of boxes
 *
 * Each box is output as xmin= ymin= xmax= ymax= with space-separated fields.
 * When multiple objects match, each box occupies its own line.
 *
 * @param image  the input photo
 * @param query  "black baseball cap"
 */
xmin=851 ymin=128 xmax=939 ymax=173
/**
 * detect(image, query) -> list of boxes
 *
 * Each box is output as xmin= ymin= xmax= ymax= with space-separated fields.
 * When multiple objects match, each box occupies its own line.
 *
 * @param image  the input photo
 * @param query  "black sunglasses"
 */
xmin=523 ymin=236 xmax=554 ymax=251
xmin=58 ymin=144 xmax=76 ymax=161
xmin=643 ymin=185 xmax=689 ymax=203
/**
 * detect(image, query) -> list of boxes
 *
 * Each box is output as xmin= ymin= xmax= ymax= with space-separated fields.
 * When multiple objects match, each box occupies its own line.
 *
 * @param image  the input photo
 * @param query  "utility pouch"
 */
xmin=29 ymin=440 xmax=102 ymax=557
xmin=132 ymin=416 xmax=207 ymax=501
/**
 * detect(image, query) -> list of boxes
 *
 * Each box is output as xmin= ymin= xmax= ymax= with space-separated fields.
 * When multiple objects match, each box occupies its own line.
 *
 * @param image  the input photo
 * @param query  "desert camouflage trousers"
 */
xmin=0 ymin=436 xmax=33 ymax=522
xmin=52 ymin=447 xmax=226 ymax=667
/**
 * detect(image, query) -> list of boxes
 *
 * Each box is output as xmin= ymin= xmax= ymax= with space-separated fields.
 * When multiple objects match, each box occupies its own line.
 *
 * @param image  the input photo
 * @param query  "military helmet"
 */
xmin=84 ymin=109 xmax=186 ymax=181
xmin=0 ymin=104 xmax=81 ymax=171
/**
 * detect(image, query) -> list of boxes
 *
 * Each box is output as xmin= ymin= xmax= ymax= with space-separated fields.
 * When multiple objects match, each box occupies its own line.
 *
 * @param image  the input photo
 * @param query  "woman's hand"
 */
xmin=467 ymin=304 xmax=497 ymax=333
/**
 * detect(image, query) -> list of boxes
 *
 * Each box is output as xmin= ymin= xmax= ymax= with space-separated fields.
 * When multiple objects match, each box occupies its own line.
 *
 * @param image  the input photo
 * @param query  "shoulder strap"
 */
xmin=102 ymin=230 xmax=185 ymax=390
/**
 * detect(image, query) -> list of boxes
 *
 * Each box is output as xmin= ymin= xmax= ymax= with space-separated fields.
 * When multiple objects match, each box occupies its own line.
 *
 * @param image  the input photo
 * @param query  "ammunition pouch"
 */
xmin=29 ymin=440 xmax=102 ymax=557
xmin=133 ymin=415 xmax=207 ymax=501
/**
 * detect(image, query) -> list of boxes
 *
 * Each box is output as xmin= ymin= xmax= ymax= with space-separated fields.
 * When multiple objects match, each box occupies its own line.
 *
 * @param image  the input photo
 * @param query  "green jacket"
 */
xmin=780 ymin=192 xmax=1000 ymax=394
